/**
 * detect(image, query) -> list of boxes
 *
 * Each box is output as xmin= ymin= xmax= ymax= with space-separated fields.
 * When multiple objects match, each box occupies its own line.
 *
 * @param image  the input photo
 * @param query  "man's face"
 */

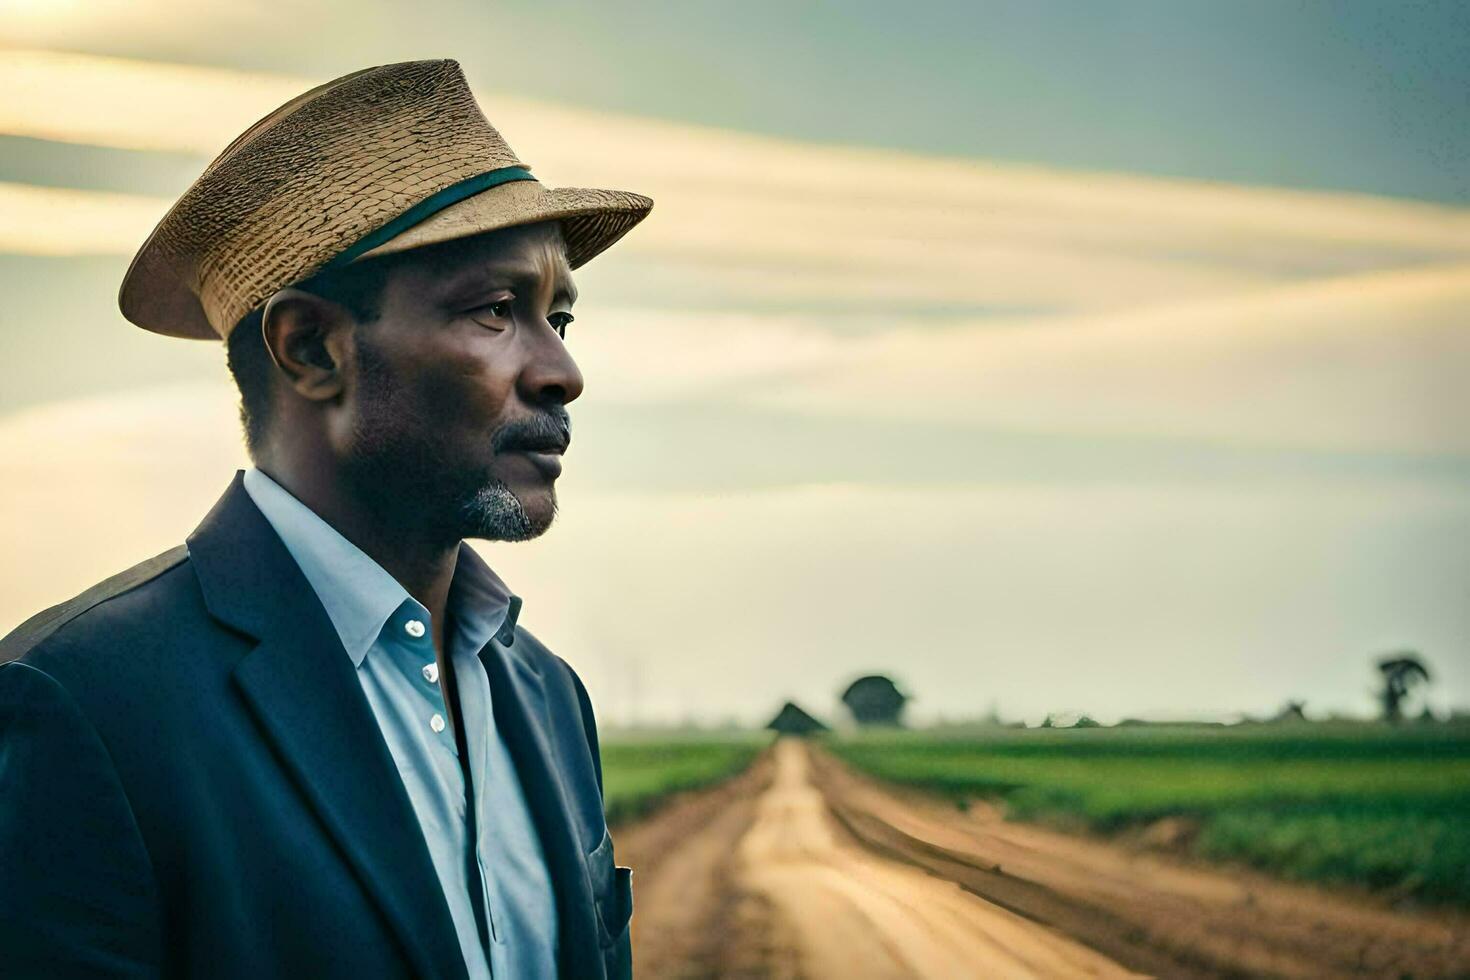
xmin=338 ymin=221 xmax=583 ymax=543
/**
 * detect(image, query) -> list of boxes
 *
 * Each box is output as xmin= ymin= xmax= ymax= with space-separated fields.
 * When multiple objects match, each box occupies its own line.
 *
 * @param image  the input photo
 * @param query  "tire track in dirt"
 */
xmin=807 ymin=742 xmax=1470 ymax=979
xmin=612 ymin=748 xmax=790 ymax=978
xmin=733 ymin=738 xmax=1140 ymax=979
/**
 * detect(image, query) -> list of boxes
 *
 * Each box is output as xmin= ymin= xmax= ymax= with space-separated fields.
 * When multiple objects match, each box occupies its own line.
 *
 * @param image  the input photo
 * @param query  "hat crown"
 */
xmin=123 ymin=59 xmax=530 ymax=338
xmin=120 ymin=58 xmax=652 ymax=340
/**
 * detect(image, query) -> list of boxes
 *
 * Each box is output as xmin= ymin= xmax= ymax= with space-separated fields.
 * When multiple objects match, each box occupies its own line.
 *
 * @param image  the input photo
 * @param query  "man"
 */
xmin=0 ymin=60 xmax=651 ymax=979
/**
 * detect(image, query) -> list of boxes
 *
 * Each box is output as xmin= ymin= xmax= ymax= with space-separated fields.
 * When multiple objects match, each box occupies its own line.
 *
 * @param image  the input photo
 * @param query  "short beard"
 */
xmin=343 ymin=335 xmax=557 ymax=544
xmin=458 ymin=477 xmax=552 ymax=542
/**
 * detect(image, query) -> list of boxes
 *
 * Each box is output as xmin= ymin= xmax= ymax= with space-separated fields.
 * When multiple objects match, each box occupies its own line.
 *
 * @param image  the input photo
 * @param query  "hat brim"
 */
xmin=120 ymin=179 xmax=652 ymax=341
xmin=355 ymin=178 xmax=653 ymax=272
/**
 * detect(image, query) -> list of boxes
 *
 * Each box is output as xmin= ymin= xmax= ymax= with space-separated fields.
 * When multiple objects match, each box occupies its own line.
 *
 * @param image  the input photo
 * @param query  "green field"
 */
xmin=601 ymin=731 xmax=767 ymax=826
xmin=825 ymin=723 xmax=1470 ymax=905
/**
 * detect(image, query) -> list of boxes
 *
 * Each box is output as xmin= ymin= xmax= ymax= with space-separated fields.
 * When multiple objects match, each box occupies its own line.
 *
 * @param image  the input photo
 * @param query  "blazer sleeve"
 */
xmin=0 ymin=662 xmax=162 ymax=978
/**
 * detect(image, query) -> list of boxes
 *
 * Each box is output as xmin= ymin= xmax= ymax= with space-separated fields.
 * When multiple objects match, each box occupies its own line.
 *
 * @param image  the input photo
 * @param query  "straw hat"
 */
xmin=119 ymin=59 xmax=654 ymax=340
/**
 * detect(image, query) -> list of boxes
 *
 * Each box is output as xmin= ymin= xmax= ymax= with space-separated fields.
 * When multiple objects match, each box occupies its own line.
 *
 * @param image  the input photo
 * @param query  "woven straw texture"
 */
xmin=119 ymin=59 xmax=653 ymax=340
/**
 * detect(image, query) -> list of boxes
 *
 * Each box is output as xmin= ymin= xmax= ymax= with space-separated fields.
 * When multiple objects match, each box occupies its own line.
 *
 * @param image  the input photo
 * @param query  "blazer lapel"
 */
xmin=187 ymin=471 xmax=469 ymax=980
xmin=478 ymin=631 xmax=605 ymax=979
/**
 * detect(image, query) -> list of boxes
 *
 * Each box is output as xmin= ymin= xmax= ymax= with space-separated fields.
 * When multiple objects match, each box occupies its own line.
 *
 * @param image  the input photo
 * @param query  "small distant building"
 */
xmin=766 ymin=701 xmax=829 ymax=736
xmin=1270 ymin=700 xmax=1308 ymax=723
xmin=840 ymin=674 xmax=908 ymax=727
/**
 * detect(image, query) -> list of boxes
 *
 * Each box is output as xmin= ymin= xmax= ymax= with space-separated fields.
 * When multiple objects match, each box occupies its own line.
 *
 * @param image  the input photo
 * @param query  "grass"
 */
xmin=600 ymin=730 xmax=766 ymax=826
xmin=824 ymin=722 xmax=1470 ymax=906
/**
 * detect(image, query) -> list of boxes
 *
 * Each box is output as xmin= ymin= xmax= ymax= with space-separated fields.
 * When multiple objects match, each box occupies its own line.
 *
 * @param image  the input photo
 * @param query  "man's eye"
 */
xmin=466 ymin=299 xmax=514 ymax=327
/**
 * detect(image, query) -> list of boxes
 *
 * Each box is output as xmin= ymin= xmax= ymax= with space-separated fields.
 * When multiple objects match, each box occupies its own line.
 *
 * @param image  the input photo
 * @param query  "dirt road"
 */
xmin=613 ymin=738 xmax=1470 ymax=979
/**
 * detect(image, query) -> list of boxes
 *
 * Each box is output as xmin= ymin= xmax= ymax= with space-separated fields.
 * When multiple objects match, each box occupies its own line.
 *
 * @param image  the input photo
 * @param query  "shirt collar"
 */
xmin=447 ymin=532 xmax=522 ymax=649
xmin=242 ymin=467 xmax=520 ymax=667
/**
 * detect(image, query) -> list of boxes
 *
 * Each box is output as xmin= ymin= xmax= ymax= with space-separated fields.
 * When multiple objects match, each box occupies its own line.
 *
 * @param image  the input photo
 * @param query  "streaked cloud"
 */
xmin=0 ymin=47 xmax=305 ymax=154
xmin=742 ymin=262 xmax=1470 ymax=455
xmin=0 ymin=180 xmax=162 ymax=255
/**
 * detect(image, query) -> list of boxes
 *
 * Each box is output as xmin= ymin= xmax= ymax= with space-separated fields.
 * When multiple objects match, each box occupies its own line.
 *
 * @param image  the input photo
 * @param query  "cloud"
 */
xmin=745 ymin=262 xmax=1470 ymax=455
xmin=0 ymin=48 xmax=307 ymax=155
xmin=0 ymin=382 xmax=246 ymax=637
xmin=0 ymin=180 xmax=164 ymax=255
xmin=556 ymin=262 xmax=1470 ymax=460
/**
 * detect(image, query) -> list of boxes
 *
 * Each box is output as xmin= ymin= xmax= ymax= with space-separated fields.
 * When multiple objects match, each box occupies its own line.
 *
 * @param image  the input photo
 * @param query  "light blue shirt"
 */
xmin=243 ymin=467 xmax=558 ymax=979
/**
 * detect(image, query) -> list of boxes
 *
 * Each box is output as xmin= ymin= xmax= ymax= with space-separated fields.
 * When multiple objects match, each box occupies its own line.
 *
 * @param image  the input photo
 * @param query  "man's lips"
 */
xmin=502 ymin=439 xmax=566 ymax=479
xmin=501 ymin=430 xmax=569 ymax=455
xmin=507 ymin=439 xmax=568 ymax=455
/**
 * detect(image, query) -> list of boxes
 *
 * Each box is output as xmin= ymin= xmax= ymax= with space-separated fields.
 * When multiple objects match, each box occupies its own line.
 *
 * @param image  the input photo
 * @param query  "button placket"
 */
xmin=392 ymin=604 xmax=455 ymax=748
xmin=449 ymin=634 xmax=500 ymax=949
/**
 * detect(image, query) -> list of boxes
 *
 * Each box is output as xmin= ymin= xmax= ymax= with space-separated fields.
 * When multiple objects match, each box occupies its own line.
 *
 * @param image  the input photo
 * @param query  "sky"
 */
xmin=1 ymin=3 xmax=1467 ymax=726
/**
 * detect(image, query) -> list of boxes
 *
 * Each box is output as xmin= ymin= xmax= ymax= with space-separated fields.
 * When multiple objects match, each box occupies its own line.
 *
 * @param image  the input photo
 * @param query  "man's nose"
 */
xmin=519 ymin=326 xmax=585 ymax=407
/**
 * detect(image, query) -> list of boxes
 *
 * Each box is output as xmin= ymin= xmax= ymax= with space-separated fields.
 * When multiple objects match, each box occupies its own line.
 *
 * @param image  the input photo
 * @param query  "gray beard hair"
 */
xmin=458 ymin=478 xmax=549 ymax=542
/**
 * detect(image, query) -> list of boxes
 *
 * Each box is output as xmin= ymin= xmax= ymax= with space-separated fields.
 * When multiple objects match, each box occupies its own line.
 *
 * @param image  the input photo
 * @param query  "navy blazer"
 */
xmin=0 ymin=471 xmax=633 ymax=979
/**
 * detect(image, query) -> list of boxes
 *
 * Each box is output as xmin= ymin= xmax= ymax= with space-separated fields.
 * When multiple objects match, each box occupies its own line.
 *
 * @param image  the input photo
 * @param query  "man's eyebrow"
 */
xmin=449 ymin=260 xmax=578 ymax=305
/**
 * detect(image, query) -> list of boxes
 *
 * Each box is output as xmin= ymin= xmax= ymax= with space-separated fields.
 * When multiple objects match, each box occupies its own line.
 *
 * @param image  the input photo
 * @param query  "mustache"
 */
xmin=494 ymin=409 xmax=572 ymax=454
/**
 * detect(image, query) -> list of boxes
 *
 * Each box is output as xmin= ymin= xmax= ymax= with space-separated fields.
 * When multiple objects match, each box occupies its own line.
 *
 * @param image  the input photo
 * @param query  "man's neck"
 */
xmin=254 ymin=459 xmax=460 ymax=657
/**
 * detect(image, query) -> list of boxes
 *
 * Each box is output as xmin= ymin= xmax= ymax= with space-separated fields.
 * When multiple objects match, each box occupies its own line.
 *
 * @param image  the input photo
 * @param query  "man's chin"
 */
xmin=460 ymin=480 xmax=557 ymax=542
xmin=502 ymin=500 xmax=557 ymax=542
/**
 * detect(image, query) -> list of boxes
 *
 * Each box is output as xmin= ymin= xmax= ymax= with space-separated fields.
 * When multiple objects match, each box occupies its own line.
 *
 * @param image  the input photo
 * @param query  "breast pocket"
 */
xmin=584 ymin=826 xmax=634 ymax=949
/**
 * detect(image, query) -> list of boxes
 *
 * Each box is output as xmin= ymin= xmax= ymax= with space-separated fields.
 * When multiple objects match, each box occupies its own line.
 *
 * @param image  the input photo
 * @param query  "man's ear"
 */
xmin=260 ymin=287 xmax=356 ymax=401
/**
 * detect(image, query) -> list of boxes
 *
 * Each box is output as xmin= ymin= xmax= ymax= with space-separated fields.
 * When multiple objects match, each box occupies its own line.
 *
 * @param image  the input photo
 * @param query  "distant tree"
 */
xmin=1040 ymin=714 xmax=1055 ymax=729
xmin=839 ymin=675 xmax=908 ymax=727
xmin=1377 ymin=652 xmax=1431 ymax=724
xmin=1073 ymin=715 xmax=1102 ymax=728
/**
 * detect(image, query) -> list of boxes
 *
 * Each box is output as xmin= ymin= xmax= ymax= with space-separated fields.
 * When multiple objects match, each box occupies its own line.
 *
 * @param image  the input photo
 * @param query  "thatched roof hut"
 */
xmin=765 ymin=701 xmax=829 ymax=736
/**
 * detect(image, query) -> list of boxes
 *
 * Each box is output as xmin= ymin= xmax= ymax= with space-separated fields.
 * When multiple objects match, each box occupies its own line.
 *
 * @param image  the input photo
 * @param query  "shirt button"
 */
xmin=429 ymin=713 xmax=446 ymax=734
xmin=422 ymin=662 xmax=439 ymax=684
xmin=404 ymin=619 xmax=426 ymax=638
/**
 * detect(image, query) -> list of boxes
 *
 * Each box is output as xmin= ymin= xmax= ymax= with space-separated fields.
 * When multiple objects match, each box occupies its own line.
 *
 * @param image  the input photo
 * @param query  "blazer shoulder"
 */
xmin=511 ymin=624 xmax=592 ymax=709
xmin=0 ymin=544 xmax=192 ymax=667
